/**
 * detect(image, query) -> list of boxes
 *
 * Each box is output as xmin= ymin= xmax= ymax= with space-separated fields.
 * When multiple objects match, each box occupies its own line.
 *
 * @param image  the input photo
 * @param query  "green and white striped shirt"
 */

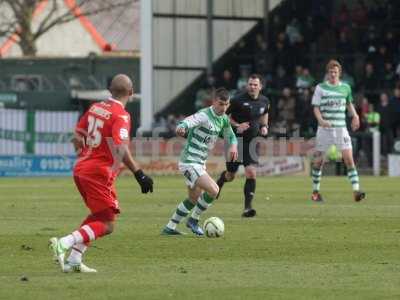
xmin=178 ymin=106 xmax=237 ymax=165
xmin=312 ymin=81 xmax=353 ymax=128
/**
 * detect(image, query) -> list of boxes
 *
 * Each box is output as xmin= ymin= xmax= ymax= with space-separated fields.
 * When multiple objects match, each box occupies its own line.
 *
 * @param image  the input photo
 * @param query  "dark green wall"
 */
xmin=0 ymin=57 xmax=140 ymax=111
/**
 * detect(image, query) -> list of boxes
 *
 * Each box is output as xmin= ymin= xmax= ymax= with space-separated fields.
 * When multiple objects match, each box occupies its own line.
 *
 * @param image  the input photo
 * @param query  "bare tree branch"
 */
xmin=34 ymin=0 xmax=59 ymax=39
xmin=34 ymin=0 xmax=134 ymax=39
xmin=4 ymin=0 xmax=24 ymax=13
xmin=0 ymin=0 xmax=135 ymax=56
xmin=0 ymin=15 xmax=18 ymax=37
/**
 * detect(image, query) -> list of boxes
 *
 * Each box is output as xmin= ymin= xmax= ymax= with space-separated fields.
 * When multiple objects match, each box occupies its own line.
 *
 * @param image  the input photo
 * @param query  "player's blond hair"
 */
xmin=326 ymin=59 xmax=342 ymax=74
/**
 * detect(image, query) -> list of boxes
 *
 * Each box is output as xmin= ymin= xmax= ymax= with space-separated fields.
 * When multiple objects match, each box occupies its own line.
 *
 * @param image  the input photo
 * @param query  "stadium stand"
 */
xmin=159 ymin=0 xmax=400 ymax=165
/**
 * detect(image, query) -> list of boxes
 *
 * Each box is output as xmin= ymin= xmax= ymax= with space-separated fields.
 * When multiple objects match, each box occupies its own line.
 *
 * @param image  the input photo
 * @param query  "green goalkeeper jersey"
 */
xmin=312 ymin=81 xmax=353 ymax=128
xmin=178 ymin=106 xmax=237 ymax=166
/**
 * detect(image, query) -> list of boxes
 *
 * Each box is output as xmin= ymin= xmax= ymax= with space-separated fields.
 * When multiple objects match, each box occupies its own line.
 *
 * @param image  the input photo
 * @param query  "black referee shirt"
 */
xmin=227 ymin=91 xmax=270 ymax=141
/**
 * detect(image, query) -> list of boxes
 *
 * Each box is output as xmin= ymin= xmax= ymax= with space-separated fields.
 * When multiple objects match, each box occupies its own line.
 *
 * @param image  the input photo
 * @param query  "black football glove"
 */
xmin=134 ymin=169 xmax=153 ymax=193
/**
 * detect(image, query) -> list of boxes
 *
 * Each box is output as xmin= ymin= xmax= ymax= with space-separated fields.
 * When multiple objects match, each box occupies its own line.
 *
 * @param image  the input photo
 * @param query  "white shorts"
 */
xmin=315 ymin=127 xmax=352 ymax=152
xmin=178 ymin=162 xmax=206 ymax=188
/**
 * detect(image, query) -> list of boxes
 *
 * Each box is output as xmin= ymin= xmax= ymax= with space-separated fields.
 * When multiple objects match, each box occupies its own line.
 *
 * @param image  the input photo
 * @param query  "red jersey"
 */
xmin=74 ymin=98 xmax=131 ymax=180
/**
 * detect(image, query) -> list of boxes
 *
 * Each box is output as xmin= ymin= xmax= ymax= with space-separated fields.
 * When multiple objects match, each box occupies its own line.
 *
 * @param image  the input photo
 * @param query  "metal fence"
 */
xmin=0 ymin=108 xmax=78 ymax=155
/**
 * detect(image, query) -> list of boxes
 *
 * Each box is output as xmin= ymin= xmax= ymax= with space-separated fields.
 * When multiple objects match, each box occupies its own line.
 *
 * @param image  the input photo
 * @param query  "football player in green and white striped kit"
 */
xmin=162 ymin=88 xmax=238 ymax=235
xmin=311 ymin=59 xmax=366 ymax=202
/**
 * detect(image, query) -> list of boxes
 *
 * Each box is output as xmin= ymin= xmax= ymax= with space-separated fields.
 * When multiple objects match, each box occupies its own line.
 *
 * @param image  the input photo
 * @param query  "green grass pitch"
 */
xmin=0 ymin=176 xmax=399 ymax=300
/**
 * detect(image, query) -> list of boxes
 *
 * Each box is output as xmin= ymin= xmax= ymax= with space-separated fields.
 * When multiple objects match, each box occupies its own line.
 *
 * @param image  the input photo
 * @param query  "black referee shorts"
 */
xmin=226 ymin=139 xmax=259 ymax=173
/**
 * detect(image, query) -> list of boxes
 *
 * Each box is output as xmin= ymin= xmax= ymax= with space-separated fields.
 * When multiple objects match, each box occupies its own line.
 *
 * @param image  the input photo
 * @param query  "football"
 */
xmin=203 ymin=217 xmax=224 ymax=238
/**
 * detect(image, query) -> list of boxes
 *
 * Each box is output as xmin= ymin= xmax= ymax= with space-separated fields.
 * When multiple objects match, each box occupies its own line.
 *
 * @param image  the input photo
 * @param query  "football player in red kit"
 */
xmin=49 ymin=74 xmax=153 ymax=273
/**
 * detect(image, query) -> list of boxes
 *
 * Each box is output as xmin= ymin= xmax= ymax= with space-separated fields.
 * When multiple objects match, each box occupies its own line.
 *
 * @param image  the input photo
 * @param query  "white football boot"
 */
xmin=63 ymin=262 xmax=97 ymax=273
xmin=48 ymin=237 xmax=68 ymax=271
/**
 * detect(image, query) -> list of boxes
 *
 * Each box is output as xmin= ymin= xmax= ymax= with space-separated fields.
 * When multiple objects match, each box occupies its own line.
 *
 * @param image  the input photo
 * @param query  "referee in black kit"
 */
xmin=217 ymin=74 xmax=270 ymax=217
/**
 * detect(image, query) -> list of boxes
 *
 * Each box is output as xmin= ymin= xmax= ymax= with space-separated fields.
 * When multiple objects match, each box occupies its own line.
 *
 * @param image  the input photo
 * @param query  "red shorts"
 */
xmin=74 ymin=173 xmax=120 ymax=215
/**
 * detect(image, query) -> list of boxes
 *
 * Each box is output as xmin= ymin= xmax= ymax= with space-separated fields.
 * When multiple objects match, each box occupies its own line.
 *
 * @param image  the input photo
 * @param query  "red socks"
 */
xmin=78 ymin=221 xmax=108 ymax=243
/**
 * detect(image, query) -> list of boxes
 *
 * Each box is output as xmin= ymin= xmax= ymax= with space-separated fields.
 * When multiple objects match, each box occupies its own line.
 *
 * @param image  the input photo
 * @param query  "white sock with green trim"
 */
xmin=311 ymin=168 xmax=322 ymax=192
xmin=191 ymin=192 xmax=214 ymax=220
xmin=166 ymin=198 xmax=195 ymax=229
xmin=347 ymin=168 xmax=360 ymax=191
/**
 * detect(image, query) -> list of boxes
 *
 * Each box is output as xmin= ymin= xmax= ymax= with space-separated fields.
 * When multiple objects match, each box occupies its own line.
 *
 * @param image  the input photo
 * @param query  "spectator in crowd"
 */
xmin=152 ymin=114 xmax=168 ymax=135
xmin=295 ymin=88 xmax=315 ymax=137
xmin=302 ymin=16 xmax=316 ymax=45
xmin=195 ymin=75 xmax=217 ymax=110
xmin=292 ymin=35 xmax=309 ymax=67
xmin=383 ymin=31 xmax=397 ymax=57
xmin=394 ymin=62 xmax=400 ymax=81
xmin=285 ymin=18 xmax=302 ymax=45
xmin=277 ymin=87 xmax=296 ymax=134
xmin=331 ymin=3 xmax=351 ymax=33
xmin=165 ymin=114 xmax=178 ymax=139
xmin=254 ymin=34 xmax=272 ymax=75
xmin=336 ymin=31 xmax=354 ymax=67
xmin=205 ymin=74 xmax=216 ymax=89
xmin=358 ymin=95 xmax=370 ymax=131
xmin=361 ymin=102 xmax=380 ymax=166
xmin=360 ymin=25 xmax=378 ymax=54
xmin=273 ymin=65 xmax=294 ymax=91
xmin=217 ymin=69 xmax=236 ymax=92
xmin=276 ymin=31 xmax=289 ymax=48
xmin=377 ymin=92 xmax=394 ymax=155
xmin=194 ymin=74 xmax=216 ymax=110
xmin=365 ymin=103 xmax=380 ymax=132
xmin=294 ymin=65 xmax=303 ymax=81
xmin=390 ymin=87 xmax=400 ymax=138
xmin=351 ymin=0 xmax=368 ymax=28
xmin=373 ymin=45 xmax=392 ymax=76
xmin=269 ymin=14 xmax=285 ymax=43
xmin=236 ymin=65 xmax=251 ymax=91
xmin=273 ymin=31 xmax=293 ymax=70
xmin=195 ymin=87 xmax=214 ymax=110
xmin=359 ymin=63 xmax=379 ymax=99
xmin=381 ymin=62 xmax=396 ymax=90
xmin=311 ymin=0 xmax=332 ymax=35
xmin=296 ymin=67 xmax=315 ymax=89
xmin=316 ymin=27 xmax=337 ymax=54
xmin=369 ymin=0 xmax=389 ymax=23
xmin=341 ymin=69 xmax=355 ymax=89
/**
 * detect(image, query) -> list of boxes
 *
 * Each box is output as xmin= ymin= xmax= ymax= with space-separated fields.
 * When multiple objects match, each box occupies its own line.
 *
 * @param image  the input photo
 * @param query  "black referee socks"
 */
xmin=244 ymin=178 xmax=256 ymax=209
